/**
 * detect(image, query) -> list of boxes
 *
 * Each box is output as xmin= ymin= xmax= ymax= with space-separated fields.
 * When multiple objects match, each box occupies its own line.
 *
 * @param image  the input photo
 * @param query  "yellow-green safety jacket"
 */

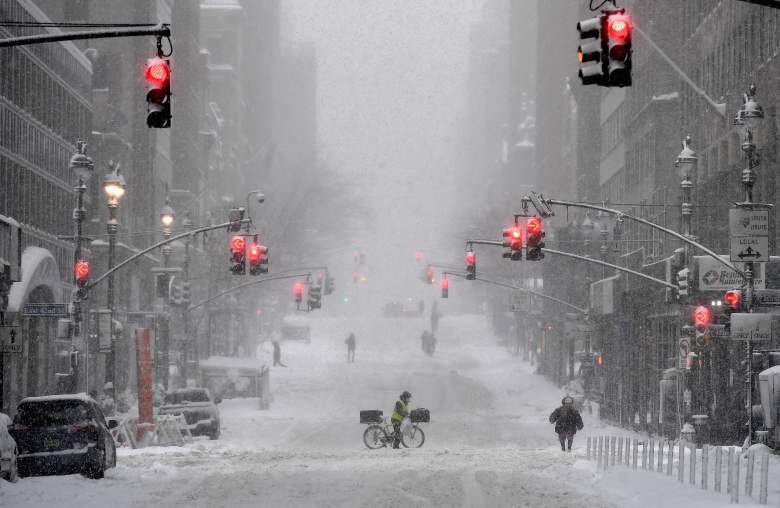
xmin=391 ymin=400 xmax=409 ymax=422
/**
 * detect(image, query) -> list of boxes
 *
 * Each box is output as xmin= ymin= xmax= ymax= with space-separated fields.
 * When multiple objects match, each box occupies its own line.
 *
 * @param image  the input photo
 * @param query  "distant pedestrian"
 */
xmin=272 ymin=340 xmax=286 ymax=367
xmin=549 ymin=396 xmax=583 ymax=452
xmin=345 ymin=332 xmax=356 ymax=363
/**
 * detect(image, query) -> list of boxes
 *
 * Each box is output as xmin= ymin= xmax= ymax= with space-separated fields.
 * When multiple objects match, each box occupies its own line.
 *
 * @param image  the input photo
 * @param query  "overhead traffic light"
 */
xmin=230 ymin=235 xmax=246 ymax=275
xmin=324 ymin=274 xmax=335 ymax=295
xmin=676 ymin=268 xmax=691 ymax=299
xmin=308 ymin=284 xmax=322 ymax=310
xmin=228 ymin=208 xmax=245 ymax=232
xmin=294 ymin=282 xmax=304 ymax=305
xmin=180 ymin=281 xmax=191 ymax=306
xmin=465 ymin=251 xmax=476 ymax=280
xmin=576 ymin=9 xmax=632 ymax=87
xmin=605 ymin=12 xmax=632 ymax=87
xmin=74 ymin=260 xmax=90 ymax=288
xmin=424 ymin=266 xmax=434 ymax=284
xmin=247 ymin=240 xmax=269 ymax=275
xmin=502 ymin=226 xmax=522 ymax=261
xmin=577 ymin=15 xmax=604 ymax=85
xmin=441 ymin=275 xmax=449 ymax=299
xmin=525 ymin=216 xmax=545 ymax=261
xmin=724 ymin=290 xmax=743 ymax=312
xmin=145 ymin=57 xmax=171 ymax=128
xmin=693 ymin=305 xmax=711 ymax=347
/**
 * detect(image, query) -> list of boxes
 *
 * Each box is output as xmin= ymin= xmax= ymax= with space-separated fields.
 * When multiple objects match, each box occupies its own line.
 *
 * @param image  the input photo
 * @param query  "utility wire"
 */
xmin=0 ymin=21 xmax=160 ymax=28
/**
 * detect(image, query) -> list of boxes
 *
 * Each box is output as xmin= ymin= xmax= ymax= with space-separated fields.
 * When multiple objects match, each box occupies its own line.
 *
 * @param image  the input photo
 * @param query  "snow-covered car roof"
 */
xmin=19 ymin=392 xmax=97 ymax=404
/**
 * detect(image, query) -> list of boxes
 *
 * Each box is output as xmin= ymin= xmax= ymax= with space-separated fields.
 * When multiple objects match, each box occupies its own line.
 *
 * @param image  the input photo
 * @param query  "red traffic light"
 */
xmin=595 ymin=353 xmax=604 ymax=366
xmin=724 ymin=290 xmax=741 ymax=310
xmin=231 ymin=236 xmax=246 ymax=254
xmin=693 ymin=305 xmax=711 ymax=327
xmin=465 ymin=251 xmax=476 ymax=266
xmin=440 ymin=277 xmax=449 ymax=290
xmin=294 ymin=282 xmax=304 ymax=297
xmin=527 ymin=217 xmax=542 ymax=235
xmin=415 ymin=250 xmax=422 ymax=262
xmin=74 ymin=260 xmax=90 ymax=284
xmin=247 ymin=243 xmax=262 ymax=263
xmin=146 ymin=57 xmax=170 ymax=85
xmin=426 ymin=268 xmax=434 ymax=281
xmin=607 ymin=13 xmax=631 ymax=41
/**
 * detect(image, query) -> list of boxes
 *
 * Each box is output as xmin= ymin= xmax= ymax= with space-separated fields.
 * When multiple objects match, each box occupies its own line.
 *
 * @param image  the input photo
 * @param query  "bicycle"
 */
xmin=361 ymin=410 xmax=427 ymax=449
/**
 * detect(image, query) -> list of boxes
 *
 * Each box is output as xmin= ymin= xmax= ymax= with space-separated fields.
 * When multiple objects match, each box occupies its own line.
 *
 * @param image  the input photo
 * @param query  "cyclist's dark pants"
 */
xmin=392 ymin=421 xmax=402 ymax=448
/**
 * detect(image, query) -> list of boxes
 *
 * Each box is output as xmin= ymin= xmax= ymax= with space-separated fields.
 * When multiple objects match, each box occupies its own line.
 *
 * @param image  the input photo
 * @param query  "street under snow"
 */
xmin=0 ymin=315 xmax=769 ymax=507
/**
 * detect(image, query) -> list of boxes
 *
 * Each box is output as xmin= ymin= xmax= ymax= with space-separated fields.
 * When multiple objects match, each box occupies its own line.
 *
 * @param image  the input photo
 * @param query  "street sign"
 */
xmin=22 ymin=303 xmax=69 ymax=317
xmin=729 ymin=208 xmax=769 ymax=263
xmin=755 ymin=289 xmax=780 ymax=307
xmin=708 ymin=324 xmax=729 ymax=338
xmin=730 ymin=313 xmax=772 ymax=342
xmin=730 ymin=236 xmax=768 ymax=262
xmin=696 ymin=256 xmax=765 ymax=291
xmin=0 ymin=325 xmax=22 ymax=353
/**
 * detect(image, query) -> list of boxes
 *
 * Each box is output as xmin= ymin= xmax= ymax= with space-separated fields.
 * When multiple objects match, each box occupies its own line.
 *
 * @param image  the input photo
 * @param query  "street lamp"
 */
xmin=102 ymin=161 xmax=125 ymax=386
xmin=68 ymin=141 xmax=94 ymax=340
xmin=245 ymin=189 xmax=265 ymax=232
xmin=674 ymin=136 xmax=697 ymax=242
xmin=160 ymin=198 xmax=175 ymax=267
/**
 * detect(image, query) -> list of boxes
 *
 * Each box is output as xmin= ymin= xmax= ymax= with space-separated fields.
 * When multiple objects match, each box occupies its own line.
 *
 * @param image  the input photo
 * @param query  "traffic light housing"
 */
xmin=145 ymin=57 xmax=171 ymax=128
xmin=230 ymin=235 xmax=246 ymax=275
xmin=693 ymin=305 xmax=711 ymax=347
xmin=577 ymin=16 xmax=605 ymax=85
xmin=502 ymin=227 xmax=522 ymax=261
xmin=74 ymin=260 xmax=90 ymax=288
xmin=294 ymin=282 xmax=304 ymax=304
xmin=307 ymin=284 xmax=322 ymax=310
xmin=248 ymin=240 xmax=269 ymax=275
xmin=525 ymin=216 xmax=545 ymax=261
xmin=724 ymin=290 xmax=742 ymax=312
xmin=180 ymin=281 xmax=191 ymax=306
xmin=465 ymin=251 xmax=476 ymax=280
xmin=605 ymin=12 xmax=632 ymax=87
xmin=228 ymin=208 xmax=245 ymax=232
xmin=424 ymin=266 xmax=434 ymax=284
xmin=676 ymin=268 xmax=691 ymax=299
xmin=441 ymin=276 xmax=449 ymax=299
xmin=324 ymin=274 xmax=335 ymax=295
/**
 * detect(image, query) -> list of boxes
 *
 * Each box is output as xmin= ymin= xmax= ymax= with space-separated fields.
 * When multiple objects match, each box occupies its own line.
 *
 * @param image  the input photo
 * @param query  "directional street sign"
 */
xmin=729 ymin=208 xmax=769 ymax=263
xmin=755 ymin=289 xmax=780 ymax=307
xmin=0 ymin=325 xmax=22 ymax=353
xmin=22 ymin=303 xmax=69 ymax=317
xmin=730 ymin=313 xmax=772 ymax=342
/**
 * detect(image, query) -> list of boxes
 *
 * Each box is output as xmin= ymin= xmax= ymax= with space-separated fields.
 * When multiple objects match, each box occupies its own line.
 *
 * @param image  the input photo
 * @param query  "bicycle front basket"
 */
xmin=410 ymin=408 xmax=430 ymax=423
xmin=360 ymin=410 xmax=383 ymax=424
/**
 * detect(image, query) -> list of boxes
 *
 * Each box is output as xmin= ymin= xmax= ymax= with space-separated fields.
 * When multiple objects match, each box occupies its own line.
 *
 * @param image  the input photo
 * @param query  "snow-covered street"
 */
xmin=0 ymin=315 xmax=767 ymax=507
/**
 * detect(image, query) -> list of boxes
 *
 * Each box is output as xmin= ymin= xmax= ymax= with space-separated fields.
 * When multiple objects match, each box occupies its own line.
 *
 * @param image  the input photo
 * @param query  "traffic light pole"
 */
xmin=520 ymin=196 xmax=746 ymax=280
xmin=443 ymin=271 xmax=587 ymax=315
xmin=185 ymin=273 xmax=312 ymax=313
xmin=0 ymin=24 xmax=171 ymax=48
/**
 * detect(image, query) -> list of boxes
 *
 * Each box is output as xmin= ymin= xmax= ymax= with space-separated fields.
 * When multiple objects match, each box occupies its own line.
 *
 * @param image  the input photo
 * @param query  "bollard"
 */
xmin=745 ymin=451 xmax=754 ymax=498
xmin=727 ymin=448 xmax=734 ymax=495
xmin=657 ymin=440 xmax=664 ymax=472
xmin=689 ymin=443 xmax=696 ymax=485
xmin=758 ymin=453 xmax=768 ymax=505
xmin=587 ymin=436 xmax=592 ymax=460
xmin=648 ymin=439 xmax=654 ymax=470
xmin=632 ymin=438 xmax=639 ymax=470
xmin=733 ymin=452 xmax=740 ymax=504
xmin=596 ymin=436 xmax=604 ymax=469
xmin=678 ymin=441 xmax=685 ymax=483
xmin=610 ymin=436 xmax=616 ymax=466
xmin=642 ymin=440 xmax=648 ymax=470
xmin=667 ymin=440 xmax=673 ymax=476
xmin=701 ymin=444 xmax=709 ymax=490
xmin=714 ymin=447 xmax=722 ymax=493
xmin=617 ymin=436 xmax=623 ymax=465
xmin=625 ymin=437 xmax=631 ymax=465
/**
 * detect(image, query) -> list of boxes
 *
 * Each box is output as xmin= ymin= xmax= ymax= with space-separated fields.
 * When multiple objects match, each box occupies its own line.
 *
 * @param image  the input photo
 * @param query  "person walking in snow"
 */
xmin=345 ymin=332 xmax=356 ymax=363
xmin=272 ymin=340 xmax=286 ymax=367
xmin=549 ymin=396 xmax=583 ymax=452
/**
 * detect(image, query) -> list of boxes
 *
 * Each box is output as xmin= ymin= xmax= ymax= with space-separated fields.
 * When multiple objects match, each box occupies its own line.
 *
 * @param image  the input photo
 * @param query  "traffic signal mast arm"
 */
xmin=443 ymin=271 xmax=587 ymax=315
xmin=84 ymin=219 xmax=251 ymax=294
xmin=0 ymin=23 xmax=171 ymax=48
xmin=185 ymin=273 xmax=312 ymax=313
xmin=519 ymin=195 xmax=746 ymax=282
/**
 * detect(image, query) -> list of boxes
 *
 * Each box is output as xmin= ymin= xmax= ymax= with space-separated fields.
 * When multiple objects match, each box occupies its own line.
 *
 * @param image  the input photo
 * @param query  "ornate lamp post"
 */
xmin=102 ymin=163 xmax=125 ymax=385
xmin=69 ymin=141 xmax=94 ymax=337
xmin=674 ymin=136 xmax=698 ymax=244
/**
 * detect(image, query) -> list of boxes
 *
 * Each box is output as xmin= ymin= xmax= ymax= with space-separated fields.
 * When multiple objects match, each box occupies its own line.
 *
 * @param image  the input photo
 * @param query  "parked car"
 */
xmin=158 ymin=388 xmax=221 ymax=440
xmin=8 ymin=394 xmax=116 ymax=479
xmin=0 ymin=412 xmax=18 ymax=482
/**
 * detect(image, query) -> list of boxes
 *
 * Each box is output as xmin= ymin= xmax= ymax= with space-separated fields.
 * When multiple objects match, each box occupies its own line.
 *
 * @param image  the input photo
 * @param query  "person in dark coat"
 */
xmin=345 ymin=332 xmax=356 ymax=363
xmin=549 ymin=396 xmax=583 ymax=451
xmin=272 ymin=340 xmax=286 ymax=367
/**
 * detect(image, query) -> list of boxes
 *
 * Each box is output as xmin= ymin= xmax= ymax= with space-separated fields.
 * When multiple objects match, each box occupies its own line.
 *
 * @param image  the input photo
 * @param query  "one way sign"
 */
xmin=0 ymin=325 xmax=22 ymax=353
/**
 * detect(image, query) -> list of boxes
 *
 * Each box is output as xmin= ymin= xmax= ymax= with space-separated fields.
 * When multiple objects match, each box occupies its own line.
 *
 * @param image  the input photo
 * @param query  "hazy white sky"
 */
xmin=282 ymin=0 xmax=486 ymax=297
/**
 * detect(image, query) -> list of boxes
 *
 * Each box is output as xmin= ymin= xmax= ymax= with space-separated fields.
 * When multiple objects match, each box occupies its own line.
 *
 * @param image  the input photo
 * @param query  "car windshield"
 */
xmin=16 ymin=401 xmax=90 ymax=426
xmin=164 ymin=389 xmax=210 ymax=404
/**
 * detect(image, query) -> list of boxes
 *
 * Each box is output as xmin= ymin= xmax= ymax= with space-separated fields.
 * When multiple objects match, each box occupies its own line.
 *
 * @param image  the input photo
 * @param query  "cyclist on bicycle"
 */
xmin=391 ymin=391 xmax=412 ymax=449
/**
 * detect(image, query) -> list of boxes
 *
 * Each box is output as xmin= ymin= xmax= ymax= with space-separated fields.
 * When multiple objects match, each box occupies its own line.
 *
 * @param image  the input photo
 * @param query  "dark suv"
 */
xmin=158 ymin=388 xmax=221 ymax=440
xmin=9 ymin=394 xmax=116 ymax=479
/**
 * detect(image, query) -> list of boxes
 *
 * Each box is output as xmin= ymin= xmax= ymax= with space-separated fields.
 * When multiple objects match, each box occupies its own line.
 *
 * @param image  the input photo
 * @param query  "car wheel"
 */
xmin=83 ymin=447 xmax=105 ymax=479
